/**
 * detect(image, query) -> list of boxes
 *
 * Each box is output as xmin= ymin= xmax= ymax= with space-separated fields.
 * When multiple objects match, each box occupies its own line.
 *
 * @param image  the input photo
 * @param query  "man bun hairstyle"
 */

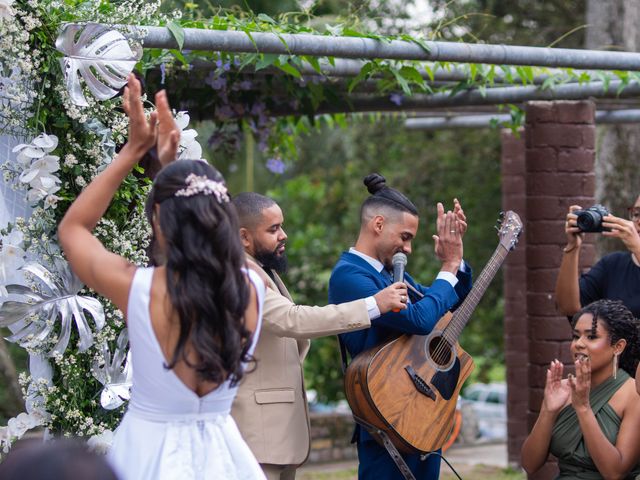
xmin=361 ymin=173 xmax=418 ymax=221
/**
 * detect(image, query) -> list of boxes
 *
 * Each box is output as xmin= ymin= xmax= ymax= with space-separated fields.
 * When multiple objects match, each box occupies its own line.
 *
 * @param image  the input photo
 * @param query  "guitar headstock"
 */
xmin=496 ymin=211 xmax=523 ymax=251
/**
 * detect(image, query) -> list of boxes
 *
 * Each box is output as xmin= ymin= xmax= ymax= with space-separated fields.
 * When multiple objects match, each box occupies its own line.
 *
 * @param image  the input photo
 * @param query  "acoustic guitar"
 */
xmin=344 ymin=211 xmax=523 ymax=454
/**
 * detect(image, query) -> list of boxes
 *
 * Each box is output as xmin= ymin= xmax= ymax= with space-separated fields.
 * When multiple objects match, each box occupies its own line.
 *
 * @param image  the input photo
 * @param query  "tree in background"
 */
xmin=585 ymin=0 xmax=640 ymax=255
xmin=428 ymin=0 xmax=586 ymax=47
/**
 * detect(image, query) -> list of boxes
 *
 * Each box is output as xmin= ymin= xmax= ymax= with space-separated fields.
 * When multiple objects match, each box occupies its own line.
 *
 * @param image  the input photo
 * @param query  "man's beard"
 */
xmin=254 ymin=245 xmax=288 ymax=274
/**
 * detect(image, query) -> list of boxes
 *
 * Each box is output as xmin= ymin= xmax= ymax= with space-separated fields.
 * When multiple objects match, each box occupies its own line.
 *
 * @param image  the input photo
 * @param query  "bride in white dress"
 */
xmin=58 ymin=75 xmax=266 ymax=480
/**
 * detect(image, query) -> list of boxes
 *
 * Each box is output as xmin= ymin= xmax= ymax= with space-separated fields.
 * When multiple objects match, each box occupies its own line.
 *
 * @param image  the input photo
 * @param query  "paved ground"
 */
xmin=298 ymin=441 xmax=508 ymax=478
xmin=443 ymin=441 xmax=508 ymax=468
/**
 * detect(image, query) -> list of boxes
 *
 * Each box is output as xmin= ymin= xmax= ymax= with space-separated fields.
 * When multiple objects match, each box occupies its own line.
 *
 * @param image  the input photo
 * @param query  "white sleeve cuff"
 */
xmin=365 ymin=296 xmax=382 ymax=320
xmin=436 ymin=271 xmax=459 ymax=288
xmin=460 ymin=259 xmax=467 ymax=272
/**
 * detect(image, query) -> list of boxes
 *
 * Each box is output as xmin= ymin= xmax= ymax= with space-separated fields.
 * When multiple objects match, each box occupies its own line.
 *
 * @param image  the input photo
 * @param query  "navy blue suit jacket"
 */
xmin=329 ymin=251 xmax=472 ymax=360
xmin=328 ymin=250 xmax=473 ymax=476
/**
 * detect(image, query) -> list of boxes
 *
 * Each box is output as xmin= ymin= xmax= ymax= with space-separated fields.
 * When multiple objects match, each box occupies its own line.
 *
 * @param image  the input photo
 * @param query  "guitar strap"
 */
xmin=338 ymin=337 xmax=416 ymax=480
xmin=352 ymin=413 xmax=417 ymax=480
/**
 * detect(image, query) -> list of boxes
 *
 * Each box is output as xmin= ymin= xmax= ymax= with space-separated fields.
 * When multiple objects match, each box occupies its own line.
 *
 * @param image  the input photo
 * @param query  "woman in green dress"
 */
xmin=521 ymin=299 xmax=640 ymax=479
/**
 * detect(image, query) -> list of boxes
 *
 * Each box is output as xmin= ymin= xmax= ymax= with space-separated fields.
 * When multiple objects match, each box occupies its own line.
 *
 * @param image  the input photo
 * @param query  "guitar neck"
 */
xmin=442 ymin=246 xmax=509 ymax=345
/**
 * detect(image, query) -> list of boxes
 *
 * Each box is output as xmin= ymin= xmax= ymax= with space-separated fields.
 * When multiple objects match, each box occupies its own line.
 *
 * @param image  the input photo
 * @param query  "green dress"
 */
xmin=549 ymin=370 xmax=640 ymax=479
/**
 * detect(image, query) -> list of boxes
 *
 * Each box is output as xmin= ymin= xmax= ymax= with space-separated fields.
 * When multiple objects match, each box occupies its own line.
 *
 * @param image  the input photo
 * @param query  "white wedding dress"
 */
xmin=108 ymin=267 xmax=266 ymax=480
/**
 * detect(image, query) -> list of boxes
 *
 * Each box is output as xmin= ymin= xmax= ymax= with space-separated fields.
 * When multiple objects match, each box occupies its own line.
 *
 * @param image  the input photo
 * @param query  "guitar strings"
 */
xmin=428 ymin=249 xmax=507 ymax=366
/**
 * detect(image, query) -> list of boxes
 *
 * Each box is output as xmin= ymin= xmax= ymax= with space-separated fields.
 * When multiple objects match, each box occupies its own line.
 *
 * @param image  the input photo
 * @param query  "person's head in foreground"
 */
xmin=0 ymin=438 xmax=118 ymax=480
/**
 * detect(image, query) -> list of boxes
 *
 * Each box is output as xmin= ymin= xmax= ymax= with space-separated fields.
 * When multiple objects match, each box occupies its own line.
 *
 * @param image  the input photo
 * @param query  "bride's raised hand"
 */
xmin=122 ymin=74 xmax=157 ymax=157
xmin=542 ymin=359 xmax=571 ymax=414
xmin=155 ymin=90 xmax=180 ymax=167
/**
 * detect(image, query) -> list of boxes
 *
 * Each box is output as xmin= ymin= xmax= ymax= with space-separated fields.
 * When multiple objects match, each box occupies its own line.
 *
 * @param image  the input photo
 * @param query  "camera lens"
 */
xmin=577 ymin=211 xmax=599 ymax=231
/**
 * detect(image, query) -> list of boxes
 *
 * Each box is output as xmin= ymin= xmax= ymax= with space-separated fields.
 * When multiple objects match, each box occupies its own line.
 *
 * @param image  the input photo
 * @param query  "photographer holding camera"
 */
xmin=555 ymin=195 xmax=640 ymax=318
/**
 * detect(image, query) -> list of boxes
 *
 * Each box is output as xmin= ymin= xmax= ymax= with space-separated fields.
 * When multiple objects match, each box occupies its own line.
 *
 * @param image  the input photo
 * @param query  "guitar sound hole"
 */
xmin=428 ymin=336 xmax=453 ymax=366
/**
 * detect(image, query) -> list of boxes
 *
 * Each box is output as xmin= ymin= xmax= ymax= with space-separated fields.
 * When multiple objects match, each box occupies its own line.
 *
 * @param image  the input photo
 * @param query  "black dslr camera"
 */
xmin=574 ymin=204 xmax=610 ymax=232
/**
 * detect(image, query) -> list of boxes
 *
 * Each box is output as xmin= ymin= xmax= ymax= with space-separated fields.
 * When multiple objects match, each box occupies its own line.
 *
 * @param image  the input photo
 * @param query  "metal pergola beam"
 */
xmin=404 ymin=109 xmax=640 ymax=130
xmin=266 ymin=80 xmax=640 ymax=115
xmin=189 ymin=56 xmax=586 ymax=86
xmin=140 ymin=25 xmax=640 ymax=71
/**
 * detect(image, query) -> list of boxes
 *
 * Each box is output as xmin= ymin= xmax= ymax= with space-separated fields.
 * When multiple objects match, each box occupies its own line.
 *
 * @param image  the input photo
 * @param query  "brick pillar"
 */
xmin=524 ymin=101 xmax=596 ymax=480
xmin=501 ymin=129 xmax=529 ymax=468
xmin=501 ymin=128 xmax=528 ymax=469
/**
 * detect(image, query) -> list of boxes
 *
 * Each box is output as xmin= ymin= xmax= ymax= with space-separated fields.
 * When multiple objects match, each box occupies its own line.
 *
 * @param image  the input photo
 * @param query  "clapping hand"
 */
xmin=542 ymin=359 xmax=571 ymax=414
xmin=432 ymin=201 xmax=463 ymax=271
xmin=453 ymin=198 xmax=467 ymax=238
xmin=155 ymin=90 xmax=181 ymax=167
xmin=568 ymin=357 xmax=591 ymax=413
xmin=122 ymin=74 xmax=157 ymax=157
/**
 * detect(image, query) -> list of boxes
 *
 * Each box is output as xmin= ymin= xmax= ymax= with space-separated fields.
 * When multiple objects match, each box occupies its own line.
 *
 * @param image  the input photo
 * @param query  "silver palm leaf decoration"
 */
xmin=55 ymin=23 xmax=141 ymax=107
xmin=0 ymin=260 xmax=105 ymax=355
xmin=91 ymin=329 xmax=132 ymax=410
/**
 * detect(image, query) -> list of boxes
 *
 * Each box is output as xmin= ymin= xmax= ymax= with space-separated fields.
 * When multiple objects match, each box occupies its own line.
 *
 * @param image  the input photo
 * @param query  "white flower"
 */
xmin=12 ymin=134 xmax=58 ymax=165
xmin=19 ymin=155 xmax=60 ymax=184
xmin=0 ymin=0 xmax=15 ymax=19
xmin=6 ymin=411 xmax=46 ymax=440
xmin=11 ymin=134 xmax=61 ymax=205
xmin=175 ymin=111 xmax=204 ymax=161
xmin=87 ymin=429 xmax=114 ymax=454
xmin=26 ymin=174 xmax=61 ymax=203
xmin=63 ymin=154 xmax=78 ymax=168
xmin=43 ymin=194 xmax=61 ymax=210
xmin=0 ymin=228 xmax=26 ymax=294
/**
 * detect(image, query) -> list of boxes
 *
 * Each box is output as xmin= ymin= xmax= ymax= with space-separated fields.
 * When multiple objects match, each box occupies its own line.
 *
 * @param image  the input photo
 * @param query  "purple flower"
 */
xmin=215 ymin=105 xmax=234 ymax=121
xmin=239 ymin=80 xmax=253 ymax=90
xmin=250 ymin=101 xmax=266 ymax=116
xmin=160 ymin=63 xmax=166 ymax=85
xmin=389 ymin=93 xmax=404 ymax=106
xmin=266 ymin=158 xmax=286 ymax=174
xmin=208 ymin=76 xmax=227 ymax=91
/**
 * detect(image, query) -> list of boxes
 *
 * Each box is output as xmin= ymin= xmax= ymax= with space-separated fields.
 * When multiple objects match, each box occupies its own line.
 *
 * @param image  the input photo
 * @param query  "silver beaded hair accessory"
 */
xmin=174 ymin=173 xmax=230 ymax=203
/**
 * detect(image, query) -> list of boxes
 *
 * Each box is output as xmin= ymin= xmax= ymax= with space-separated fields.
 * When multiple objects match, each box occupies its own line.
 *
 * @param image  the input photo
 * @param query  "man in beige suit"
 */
xmin=230 ymin=192 xmax=407 ymax=480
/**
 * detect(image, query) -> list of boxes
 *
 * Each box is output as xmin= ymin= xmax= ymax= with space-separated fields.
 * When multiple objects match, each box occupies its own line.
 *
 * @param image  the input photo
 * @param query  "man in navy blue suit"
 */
xmin=329 ymin=173 xmax=473 ymax=479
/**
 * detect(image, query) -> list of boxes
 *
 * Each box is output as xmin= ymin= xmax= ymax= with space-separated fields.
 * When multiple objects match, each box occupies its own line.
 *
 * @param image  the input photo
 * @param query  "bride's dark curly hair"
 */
xmin=145 ymin=160 xmax=252 ymax=386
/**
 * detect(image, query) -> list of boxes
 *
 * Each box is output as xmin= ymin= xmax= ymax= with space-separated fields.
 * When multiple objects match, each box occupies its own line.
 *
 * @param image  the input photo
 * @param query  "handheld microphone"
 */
xmin=392 ymin=252 xmax=407 ymax=312
xmin=392 ymin=252 xmax=407 ymax=282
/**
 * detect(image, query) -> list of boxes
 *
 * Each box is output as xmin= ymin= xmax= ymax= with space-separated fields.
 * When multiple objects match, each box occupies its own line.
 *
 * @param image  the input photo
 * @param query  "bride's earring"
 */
xmin=613 ymin=352 xmax=619 ymax=379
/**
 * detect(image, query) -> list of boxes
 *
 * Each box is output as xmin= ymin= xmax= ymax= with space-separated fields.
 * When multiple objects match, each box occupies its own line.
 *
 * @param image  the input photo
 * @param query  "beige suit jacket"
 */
xmin=231 ymin=257 xmax=370 ymax=466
